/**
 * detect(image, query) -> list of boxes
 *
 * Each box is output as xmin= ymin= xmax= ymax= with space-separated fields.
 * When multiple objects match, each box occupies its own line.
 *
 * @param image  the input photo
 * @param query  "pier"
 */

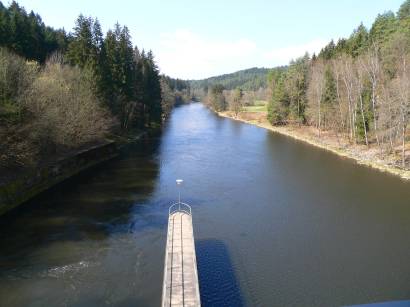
xmin=162 ymin=202 xmax=201 ymax=307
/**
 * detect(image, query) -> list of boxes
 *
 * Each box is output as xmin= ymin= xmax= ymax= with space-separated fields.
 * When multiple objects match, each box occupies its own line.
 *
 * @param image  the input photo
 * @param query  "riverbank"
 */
xmin=0 ymin=141 xmax=119 ymax=216
xmin=0 ymin=125 xmax=160 ymax=216
xmin=217 ymin=110 xmax=410 ymax=181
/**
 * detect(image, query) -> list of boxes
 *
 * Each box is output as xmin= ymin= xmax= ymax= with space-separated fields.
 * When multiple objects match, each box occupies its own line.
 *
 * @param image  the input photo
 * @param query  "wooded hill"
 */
xmin=190 ymin=67 xmax=272 ymax=91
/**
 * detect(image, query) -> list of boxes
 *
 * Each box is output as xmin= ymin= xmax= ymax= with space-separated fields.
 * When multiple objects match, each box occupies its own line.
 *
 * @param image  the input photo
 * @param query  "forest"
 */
xmin=204 ymin=0 xmax=410 ymax=170
xmin=190 ymin=67 xmax=271 ymax=92
xmin=2 ymin=0 xmax=410 ymax=172
xmin=0 ymin=1 xmax=188 ymax=171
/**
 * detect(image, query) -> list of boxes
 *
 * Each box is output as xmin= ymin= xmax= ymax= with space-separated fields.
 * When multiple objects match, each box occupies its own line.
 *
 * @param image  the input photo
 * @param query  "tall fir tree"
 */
xmin=320 ymin=65 xmax=337 ymax=127
xmin=268 ymin=75 xmax=289 ymax=125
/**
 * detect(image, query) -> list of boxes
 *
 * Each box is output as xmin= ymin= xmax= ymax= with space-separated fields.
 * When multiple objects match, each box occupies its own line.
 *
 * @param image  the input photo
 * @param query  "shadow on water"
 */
xmin=0 ymin=135 xmax=162 ymax=274
xmin=196 ymin=239 xmax=244 ymax=307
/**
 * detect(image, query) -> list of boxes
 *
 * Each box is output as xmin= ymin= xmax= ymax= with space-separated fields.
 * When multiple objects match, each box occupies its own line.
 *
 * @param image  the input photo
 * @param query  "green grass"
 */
xmin=254 ymin=100 xmax=267 ymax=106
xmin=243 ymin=100 xmax=267 ymax=112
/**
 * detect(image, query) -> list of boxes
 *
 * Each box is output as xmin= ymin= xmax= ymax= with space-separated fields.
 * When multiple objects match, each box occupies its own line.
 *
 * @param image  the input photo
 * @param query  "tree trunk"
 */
xmin=297 ymin=99 xmax=301 ymax=127
xmin=402 ymin=122 xmax=406 ymax=169
xmin=318 ymin=99 xmax=321 ymax=138
xmin=359 ymin=95 xmax=369 ymax=146
xmin=371 ymin=84 xmax=380 ymax=148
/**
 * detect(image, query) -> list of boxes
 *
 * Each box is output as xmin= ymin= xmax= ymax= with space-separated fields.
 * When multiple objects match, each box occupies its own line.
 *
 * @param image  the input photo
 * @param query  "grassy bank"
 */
xmin=217 ymin=110 xmax=410 ymax=181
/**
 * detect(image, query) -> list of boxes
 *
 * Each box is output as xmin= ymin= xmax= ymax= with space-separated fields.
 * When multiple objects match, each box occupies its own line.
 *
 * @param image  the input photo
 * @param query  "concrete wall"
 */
xmin=0 ymin=141 xmax=118 ymax=216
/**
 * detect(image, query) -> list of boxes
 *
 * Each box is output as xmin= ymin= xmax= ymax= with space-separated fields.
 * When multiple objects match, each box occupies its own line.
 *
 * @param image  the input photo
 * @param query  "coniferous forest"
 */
xmin=0 ymin=1 xmax=190 ymax=170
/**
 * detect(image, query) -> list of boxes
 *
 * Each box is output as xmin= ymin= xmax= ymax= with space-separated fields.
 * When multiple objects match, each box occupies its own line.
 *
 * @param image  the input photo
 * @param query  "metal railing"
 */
xmin=169 ymin=202 xmax=192 ymax=216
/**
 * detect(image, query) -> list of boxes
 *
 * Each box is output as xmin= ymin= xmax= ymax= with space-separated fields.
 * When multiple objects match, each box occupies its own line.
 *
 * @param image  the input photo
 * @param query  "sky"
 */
xmin=12 ymin=0 xmax=404 ymax=79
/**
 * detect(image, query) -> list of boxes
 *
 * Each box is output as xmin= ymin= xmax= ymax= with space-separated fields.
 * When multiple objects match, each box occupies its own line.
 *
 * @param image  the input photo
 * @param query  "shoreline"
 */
xmin=0 ymin=141 xmax=119 ymax=216
xmin=0 ymin=130 xmax=151 ymax=216
xmin=217 ymin=111 xmax=410 ymax=181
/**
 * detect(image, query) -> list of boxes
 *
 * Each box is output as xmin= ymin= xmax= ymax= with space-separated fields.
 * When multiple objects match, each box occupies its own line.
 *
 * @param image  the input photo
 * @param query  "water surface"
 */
xmin=1 ymin=103 xmax=409 ymax=306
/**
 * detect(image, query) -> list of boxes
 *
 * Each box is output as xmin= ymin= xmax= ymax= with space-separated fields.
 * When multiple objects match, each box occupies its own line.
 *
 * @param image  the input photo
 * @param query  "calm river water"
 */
xmin=1 ymin=103 xmax=409 ymax=307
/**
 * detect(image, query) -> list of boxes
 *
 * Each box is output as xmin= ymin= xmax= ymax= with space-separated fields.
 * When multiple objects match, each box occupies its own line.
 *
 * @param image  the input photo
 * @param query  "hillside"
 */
xmin=190 ymin=67 xmax=273 ymax=91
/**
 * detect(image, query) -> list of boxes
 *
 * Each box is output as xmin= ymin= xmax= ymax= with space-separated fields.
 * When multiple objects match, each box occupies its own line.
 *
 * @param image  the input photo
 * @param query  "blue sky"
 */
xmin=13 ymin=0 xmax=404 ymax=79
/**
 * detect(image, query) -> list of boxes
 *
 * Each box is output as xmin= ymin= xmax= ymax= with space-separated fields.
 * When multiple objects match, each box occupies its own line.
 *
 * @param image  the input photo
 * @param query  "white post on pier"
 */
xmin=176 ymin=179 xmax=183 ymax=211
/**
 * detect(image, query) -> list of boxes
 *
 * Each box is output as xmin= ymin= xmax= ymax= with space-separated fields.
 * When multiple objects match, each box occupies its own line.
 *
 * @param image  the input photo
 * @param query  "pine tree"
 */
xmin=369 ymin=12 xmax=397 ymax=45
xmin=66 ymin=15 xmax=96 ymax=68
xmin=143 ymin=50 xmax=162 ymax=125
xmin=319 ymin=40 xmax=336 ymax=60
xmin=8 ymin=1 xmax=29 ymax=57
xmin=117 ymin=25 xmax=135 ymax=100
xmin=101 ymin=29 xmax=117 ymax=101
xmin=286 ymin=54 xmax=309 ymax=124
xmin=0 ymin=2 xmax=66 ymax=61
xmin=268 ymin=75 xmax=289 ymax=125
xmin=0 ymin=2 xmax=9 ymax=46
xmin=347 ymin=23 xmax=369 ymax=57
xmin=320 ymin=65 xmax=337 ymax=129
xmin=398 ymin=0 xmax=410 ymax=19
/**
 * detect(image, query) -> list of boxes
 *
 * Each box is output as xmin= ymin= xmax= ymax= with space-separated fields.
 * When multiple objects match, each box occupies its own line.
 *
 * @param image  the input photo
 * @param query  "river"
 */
xmin=0 ymin=103 xmax=409 ymax=307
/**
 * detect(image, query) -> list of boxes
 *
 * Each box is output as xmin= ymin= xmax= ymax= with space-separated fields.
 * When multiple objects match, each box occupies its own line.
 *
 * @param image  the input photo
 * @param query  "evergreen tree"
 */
xmin=117 ymin=25 xmax=135 ymax=100
xmin=398 ymin=0 xmax=410 ymax=19
xmin=334 ymin=38 xmax=348 ymax=54
xmin=133 ymin=46 xmax=144 ymax=107
xmin=101 ymin=29 xmax=118 ymax=103
xmin=268 ymin=75 xmax=289 ymax=125
xmin=0 ymin=1 xmax=66 ymax=62
xmin=0 ymin=3 xmax=9 ymax=46
xmin=369 ymin=12 xmax=397 ymax=45
xmin=0 ymin=1 xmax=178 ymax=134
xmin=319 ymin=40 xmax=336 ymax=60
xmin=142 ymin=51 xmax=162 ymax=125
xmin=66 ymin=15 xmax=97 ymax=68
xmin=320 ymin=65 xmax=337 ymax=127
xmin=347 ymin=23 xmax=369 ymax=57
xmin=286 ymin=54 xmax=309 ymax=124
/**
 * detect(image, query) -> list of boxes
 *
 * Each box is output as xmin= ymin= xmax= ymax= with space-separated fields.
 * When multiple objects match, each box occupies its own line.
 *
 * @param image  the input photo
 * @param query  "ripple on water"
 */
xmin=41 ymin=260 xmax=99 ymax=279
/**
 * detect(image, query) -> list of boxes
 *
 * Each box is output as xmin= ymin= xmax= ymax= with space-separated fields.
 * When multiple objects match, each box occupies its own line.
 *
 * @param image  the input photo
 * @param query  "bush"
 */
xmin=0 ymin=48 xmax=37 ymax=124
xmin=24 ymin=60 xmax=112 ymax=149
xmin=0 ymin=51 xmax=113 ymax=169
xmin=0 ymin=49 xmax=38 ymax=167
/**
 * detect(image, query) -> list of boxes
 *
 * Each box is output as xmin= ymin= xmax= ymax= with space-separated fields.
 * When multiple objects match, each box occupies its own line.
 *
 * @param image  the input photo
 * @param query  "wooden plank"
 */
xmin=162 ymin=211 xmax=201 ymax=307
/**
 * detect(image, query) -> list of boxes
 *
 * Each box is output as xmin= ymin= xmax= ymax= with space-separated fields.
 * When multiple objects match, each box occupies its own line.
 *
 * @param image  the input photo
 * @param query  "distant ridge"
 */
xmin=189 ymin=67 xmax=278 ymax=91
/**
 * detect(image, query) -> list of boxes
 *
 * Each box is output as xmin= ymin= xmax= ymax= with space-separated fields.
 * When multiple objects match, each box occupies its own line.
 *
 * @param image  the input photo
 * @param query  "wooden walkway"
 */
xmin=162 ymin=209 xmax=201 ymax=307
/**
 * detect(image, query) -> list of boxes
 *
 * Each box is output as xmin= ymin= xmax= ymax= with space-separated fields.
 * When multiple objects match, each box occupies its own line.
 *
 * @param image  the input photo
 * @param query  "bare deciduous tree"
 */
xmin=25 ymin=61 xmax=111 ymax=149
xmin=391 ymin=65 xmax=410 ymax=168
xmin=229 ymin=88 xmax=244 ymax=117
xmin=356 ymin=62 xmax=369 ymax=146
xmin=307 ymin=60 xmax=325 ymax=138
xmin=339 ymin=55 xmax=359 ymax=143
xmin=359 ymin=44 xmax=382 ymax=148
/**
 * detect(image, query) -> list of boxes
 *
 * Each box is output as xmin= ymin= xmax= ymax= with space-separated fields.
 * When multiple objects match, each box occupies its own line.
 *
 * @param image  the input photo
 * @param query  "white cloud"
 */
xmin=263 ymin=39 xmax=329 ymax=64
xmin=155 ymin=29 xmax=329 ymax=79
xmin=156 ymin=29 xmax=257 ymax=79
